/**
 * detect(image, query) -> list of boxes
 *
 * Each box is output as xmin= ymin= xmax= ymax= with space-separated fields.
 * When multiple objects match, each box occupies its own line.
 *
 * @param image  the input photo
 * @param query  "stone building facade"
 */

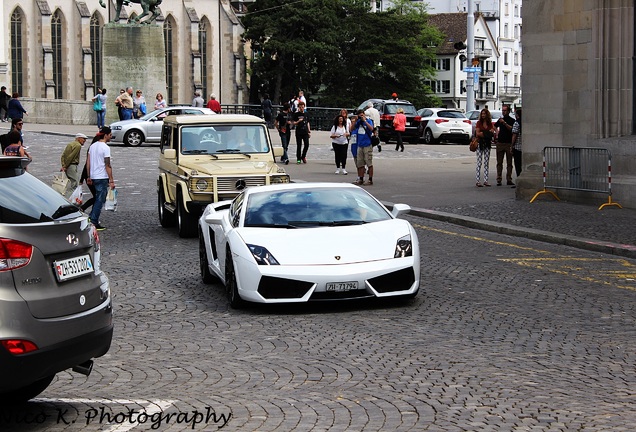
xmin=0 ymin=0 xmax=247 ymax=117
xmin=519 ymin=1 xmax=635 ymax=208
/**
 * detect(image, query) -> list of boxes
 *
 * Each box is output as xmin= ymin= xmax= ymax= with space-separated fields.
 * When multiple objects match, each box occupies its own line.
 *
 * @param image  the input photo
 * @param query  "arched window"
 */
xmin=163 ymin=17 xmax=175 ymax=104
xmin=199 ymin=20 xmax=209 ymax=99
xmin=51 ymin=10 xmax=64 ymax=99
xmin=10 ymin=8 xmax=25 ymax=96
xmin=90 ymin=13 xmax=103 ymax=92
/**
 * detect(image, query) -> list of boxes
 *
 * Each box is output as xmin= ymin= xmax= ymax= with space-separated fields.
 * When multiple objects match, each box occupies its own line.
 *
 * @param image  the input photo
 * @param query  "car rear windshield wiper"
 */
xmin=51 ymin=204 xmax=81 ymax=220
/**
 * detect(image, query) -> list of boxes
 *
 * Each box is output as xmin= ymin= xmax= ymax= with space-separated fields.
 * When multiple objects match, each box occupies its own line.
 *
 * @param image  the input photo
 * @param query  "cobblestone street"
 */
xmin=1 ymin=131 xmax=635 ymax=431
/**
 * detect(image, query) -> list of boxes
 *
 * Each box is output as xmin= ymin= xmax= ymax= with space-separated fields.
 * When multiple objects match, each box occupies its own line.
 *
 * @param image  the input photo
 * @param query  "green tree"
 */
xmin=242 ymin=0 xmax=443 ymax=108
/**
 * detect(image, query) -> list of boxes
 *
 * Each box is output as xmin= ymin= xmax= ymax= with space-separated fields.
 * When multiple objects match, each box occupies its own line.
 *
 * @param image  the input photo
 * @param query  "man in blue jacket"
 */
xmin=350 ymin=109 xmax=375 ymax=186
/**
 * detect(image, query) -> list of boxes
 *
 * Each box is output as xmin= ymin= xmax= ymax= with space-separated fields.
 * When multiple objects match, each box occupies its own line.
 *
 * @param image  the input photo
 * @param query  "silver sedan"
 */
xmin=110 ymin=106 xmax=215 ymax=146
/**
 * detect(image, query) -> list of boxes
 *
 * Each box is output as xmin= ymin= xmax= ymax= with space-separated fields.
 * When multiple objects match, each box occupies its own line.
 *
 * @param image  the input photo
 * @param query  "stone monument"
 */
xmin=100 ymin=0 xmax=166 ymax=126
xmin=102 ymin=24 xmax=167 ymax=126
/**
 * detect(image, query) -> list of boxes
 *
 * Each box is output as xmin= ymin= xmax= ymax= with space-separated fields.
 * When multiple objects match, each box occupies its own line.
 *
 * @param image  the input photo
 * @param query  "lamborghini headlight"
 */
xmin=394 ymin=234 xmax=412 ymax=258
xmin=247 ymin=244 xmax=280 ymax=265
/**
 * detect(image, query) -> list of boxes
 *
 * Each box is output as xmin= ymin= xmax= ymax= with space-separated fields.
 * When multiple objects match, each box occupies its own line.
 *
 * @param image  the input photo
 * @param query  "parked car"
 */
xmin=199 ymin=182 xmax=420 ymax=308
xmin=0 ymin=156 xmax=112 ymax=403
xmin=158 ymin=114 xmax=290 ymax=238
xmin=356 ymin=99 xmax=422 ymax=144
xmin=417 ymin=108 xmax=472 ymax=144
xmin=111 ymin=106 xmax=215 ymax=146
xmin=466 ymin=110 xmax=507 ymax=137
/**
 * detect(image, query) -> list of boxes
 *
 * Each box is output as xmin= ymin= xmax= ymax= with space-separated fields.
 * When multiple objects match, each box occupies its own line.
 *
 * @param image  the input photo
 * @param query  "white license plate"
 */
xmin=450 ymin=129 xmax=464 ymax=133
xmin=326 ymin=281 xmax=358 ymax=292
xmin=54 ymin=255 xmax=94 ymax=282
xmin=406 ymin=122 xmax=411 ymax=126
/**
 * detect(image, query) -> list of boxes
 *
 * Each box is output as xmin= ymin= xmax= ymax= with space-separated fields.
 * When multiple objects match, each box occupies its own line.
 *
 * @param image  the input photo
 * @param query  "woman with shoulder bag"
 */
xmin=474 ymin=108 xmax=495 ymax=187
xmin=330 ymin=115 xmax=350 ymax=174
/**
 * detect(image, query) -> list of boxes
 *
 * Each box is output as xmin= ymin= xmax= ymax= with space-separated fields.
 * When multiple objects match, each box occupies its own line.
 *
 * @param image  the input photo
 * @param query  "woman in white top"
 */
xmin=155 ymin=93 xmax=167 ymax=110
xmin=330 ymin=115 xmax=350 ymax=174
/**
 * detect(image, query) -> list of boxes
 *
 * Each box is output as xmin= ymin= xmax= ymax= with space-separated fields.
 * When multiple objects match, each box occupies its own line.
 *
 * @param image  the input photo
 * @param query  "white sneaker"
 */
xmin=335 ymin=168 xmax=341 ymax=174
xmin=341 ymin=169 xmax=348 ymax=175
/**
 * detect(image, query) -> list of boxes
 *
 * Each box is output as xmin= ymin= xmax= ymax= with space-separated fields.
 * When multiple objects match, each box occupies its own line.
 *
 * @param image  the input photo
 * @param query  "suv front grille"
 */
xmin=189 ymin=176 xmax=267 ymax=193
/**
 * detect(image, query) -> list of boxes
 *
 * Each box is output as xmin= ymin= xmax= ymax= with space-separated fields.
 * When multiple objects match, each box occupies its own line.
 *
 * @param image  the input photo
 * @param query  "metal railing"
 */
xmin=530 ymin=146 xmax=622 ymax=210
xmin=220 ymin=104 xmax=346 ymax=131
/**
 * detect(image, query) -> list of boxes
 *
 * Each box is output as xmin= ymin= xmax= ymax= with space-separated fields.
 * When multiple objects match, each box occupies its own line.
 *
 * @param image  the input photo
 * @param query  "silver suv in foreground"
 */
xmin=0 ymin=157 xmax=113 ymax=403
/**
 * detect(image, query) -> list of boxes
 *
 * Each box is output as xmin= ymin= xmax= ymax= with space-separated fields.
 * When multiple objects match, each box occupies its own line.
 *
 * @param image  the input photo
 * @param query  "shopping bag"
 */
xmin=51 ymin=173 xmax=70 ymax=194
xmin=104 ymin=187 xmax=118 ymax=211
xmin=68 ymin=185 xmax=83 ymax=206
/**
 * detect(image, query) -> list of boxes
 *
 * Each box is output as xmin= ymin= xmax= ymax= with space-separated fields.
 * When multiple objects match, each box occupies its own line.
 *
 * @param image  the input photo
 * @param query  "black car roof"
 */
xmin=0 ymin=156 xmax=30 ymax=177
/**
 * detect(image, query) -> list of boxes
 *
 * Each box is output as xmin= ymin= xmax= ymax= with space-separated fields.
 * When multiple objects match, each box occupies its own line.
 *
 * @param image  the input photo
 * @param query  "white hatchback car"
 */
xmin=418 ymin=108 xmax=472 ymax=144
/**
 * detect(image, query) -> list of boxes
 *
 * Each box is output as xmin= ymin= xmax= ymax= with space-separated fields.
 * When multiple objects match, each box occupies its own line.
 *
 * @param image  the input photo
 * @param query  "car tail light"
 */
xmin=463 ymin=120 xmax=471 ymax=124
xmin=1 ymin=339 xmax=38 ymax=355
xmin=435 ymin=119 xmax=449 ymax=124
xmin=0 ymin=238 xmax=33 ymax=272
xmin=414 ymin=116 xmax=421 ymax=122
xmin=380 ymin=114 xmax=394 ymax=121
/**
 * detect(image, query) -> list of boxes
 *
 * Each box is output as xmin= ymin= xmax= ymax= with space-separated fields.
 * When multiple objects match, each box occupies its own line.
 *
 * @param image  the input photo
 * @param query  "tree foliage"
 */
xmin=242 ymin=0 xmax=443 ymax=108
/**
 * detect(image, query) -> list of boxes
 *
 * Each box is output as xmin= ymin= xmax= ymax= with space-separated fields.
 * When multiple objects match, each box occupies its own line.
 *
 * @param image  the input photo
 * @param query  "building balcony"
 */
xmin=499 ymin=86 xmax=521 ymax=97
xmin=479 ymin=71 xmax=495 ymax=79
xmin=475 ymin=92 xmax=497 ymax=101
xmin=474 ymin=48 xmax=492 ymax=58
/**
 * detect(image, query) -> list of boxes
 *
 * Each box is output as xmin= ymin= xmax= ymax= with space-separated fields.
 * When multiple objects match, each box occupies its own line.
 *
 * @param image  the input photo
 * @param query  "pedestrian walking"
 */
xmin=495 ymin=104 xmax=516 ymax=186
xmin=393 ymin=107 xmax=406 ymax=151
xmin=330 ymin=115 xmax=350 ymax=175
xmin=206 ymin=93 xmax=221 ymax=113
xmin=274 ymin=103 xmax=291 ymax=164
xmin=511 ymin=108 xmax=522 ymax=186
xmin=92 ymin=88 xmax=107 ymax=130
xmin=86 ymin=126 xmax=115 ymax=230
xmin=293 ymin=101 xmax=311 ymax=164
xmin=0 ymin=86 xmax=10 ymax=122
xmin=350 ymin=109 xmax=374 ymax=185
xmin=118 ymin=88 xmax=134 ymax=120
xmin=7 ymin=93 xmax=27 ymax=120
xmin=133 ymin=89 xmax=146 ymax=119
xmin=474 ymin=108 xmax=495 ymax=187
xmin=155 ymin=93 xmax=167 ymax=110
xmin=192 ymin=91 xmax=205 ymax=107
xmin=61 ymin=133 xmax=88 ymax=191
xmin=261 ymin=94 xmax=273 ymax=128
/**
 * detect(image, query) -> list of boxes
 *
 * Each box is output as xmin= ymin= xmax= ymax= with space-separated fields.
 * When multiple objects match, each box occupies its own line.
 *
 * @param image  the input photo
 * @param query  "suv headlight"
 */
xmin=195 ymin=179 xmax=209 ymax=191
xmin=271 ymin=175 xmax=290 ymax=184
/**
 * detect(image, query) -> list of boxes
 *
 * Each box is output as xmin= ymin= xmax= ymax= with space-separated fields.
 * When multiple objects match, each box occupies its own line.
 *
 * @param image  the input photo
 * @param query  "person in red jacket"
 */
xmin=206 ymin=93 xmax=222 ymax=114
xmin=392 ymin=107 xmax=406 ymax=152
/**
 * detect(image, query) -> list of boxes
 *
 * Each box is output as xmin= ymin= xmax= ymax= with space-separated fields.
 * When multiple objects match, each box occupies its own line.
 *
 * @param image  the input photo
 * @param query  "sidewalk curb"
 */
xmin=409 ymin=207 xmax=636 ymax=259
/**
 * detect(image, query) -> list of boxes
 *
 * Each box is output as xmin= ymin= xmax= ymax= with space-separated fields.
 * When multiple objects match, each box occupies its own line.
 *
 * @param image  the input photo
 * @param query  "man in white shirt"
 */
xmin=86 ymin=126 xmax=115 ymax=230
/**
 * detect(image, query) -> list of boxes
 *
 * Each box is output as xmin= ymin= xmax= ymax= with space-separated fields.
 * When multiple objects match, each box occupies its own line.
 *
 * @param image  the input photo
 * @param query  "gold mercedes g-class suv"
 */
xmin=158 ymin=114 xmax=290 ymax=237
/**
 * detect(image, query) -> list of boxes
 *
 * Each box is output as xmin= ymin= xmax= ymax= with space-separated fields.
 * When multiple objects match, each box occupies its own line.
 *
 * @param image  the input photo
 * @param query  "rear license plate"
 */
xmin=450 ymin=129 xmax=464 ymax=134
xmin=406 ymin=122 xmax=411 ymax=126
xmin=326 ymin=281 xmax=358 ymax=292
xmin=54 ymin=255 xmax=94 ymax=282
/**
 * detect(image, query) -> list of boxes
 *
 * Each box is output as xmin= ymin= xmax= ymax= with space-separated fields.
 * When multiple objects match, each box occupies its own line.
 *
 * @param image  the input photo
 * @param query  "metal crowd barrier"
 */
xmin=530 ymin=146 xmax=622 ymax=210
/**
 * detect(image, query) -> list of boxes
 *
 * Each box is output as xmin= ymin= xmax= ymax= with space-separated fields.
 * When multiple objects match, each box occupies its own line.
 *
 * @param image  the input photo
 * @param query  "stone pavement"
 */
xmin=9 ymin=121 xmax=636 ymax=258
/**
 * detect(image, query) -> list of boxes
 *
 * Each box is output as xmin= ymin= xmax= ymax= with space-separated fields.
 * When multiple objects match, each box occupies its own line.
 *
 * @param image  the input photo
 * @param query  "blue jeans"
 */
xmin=279 ymin=131 xmax=290 ymax=161
xmin=96 ymin=110 xmax=106 ymax=129
xmin=89 ymin=179 xmax=109 ymax=224
xmin=122 ymin=108 xmax=133 ymax=120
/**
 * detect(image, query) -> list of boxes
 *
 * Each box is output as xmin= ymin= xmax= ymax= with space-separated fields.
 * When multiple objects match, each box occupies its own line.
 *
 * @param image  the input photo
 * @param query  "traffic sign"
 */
xmin=463 ymin=67 xmax=482 ymax=73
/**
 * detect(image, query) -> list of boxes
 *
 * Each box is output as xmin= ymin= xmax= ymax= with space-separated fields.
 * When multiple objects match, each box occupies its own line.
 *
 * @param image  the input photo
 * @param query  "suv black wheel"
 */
xmin=158 ymin=186 xmax=176 ymax=227
xmin=225 ymin=248 xmax=245 ymax=308
xmin=177 ymin=195 xmax=198 ymax=238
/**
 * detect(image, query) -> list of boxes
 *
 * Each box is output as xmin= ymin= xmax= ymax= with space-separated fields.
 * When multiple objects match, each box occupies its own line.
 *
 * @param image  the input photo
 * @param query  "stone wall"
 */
xmin=518 ymin=0 xmax=636 ymax=209
xmin=19 ymin=98 xmax=95 ymax=125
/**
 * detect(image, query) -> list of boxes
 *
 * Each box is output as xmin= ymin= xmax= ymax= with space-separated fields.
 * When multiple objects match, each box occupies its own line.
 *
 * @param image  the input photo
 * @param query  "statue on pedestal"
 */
xmin=100 ymin=0 xmax=162 ymax=24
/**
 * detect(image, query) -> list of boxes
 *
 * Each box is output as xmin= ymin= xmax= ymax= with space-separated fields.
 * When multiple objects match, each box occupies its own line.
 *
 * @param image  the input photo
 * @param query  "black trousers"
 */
xmin=296 ymin=133 xmax=309 ymax=161
xmin=332 ymin=143 xmax=349 ymax=168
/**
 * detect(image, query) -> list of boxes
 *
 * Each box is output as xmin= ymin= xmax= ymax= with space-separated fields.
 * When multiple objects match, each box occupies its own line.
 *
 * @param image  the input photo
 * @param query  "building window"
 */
xmin=505 ymin=3 xmax=509 ymax=15
xmin=514 ymin=52 xmax=519 ymax=66
xmin=90 ymin=14 xmax=102 ymax=93
xmin=486 ymin=60 xmax=495 ymax=73
xmin=199 ymin=21 xmax=208 ymax=99
xmin=504 ymin=24 xmax=508 ymax=38
xmin=460 ymin=79 xmax=465 ymax=94
xmin=514 ymin=74 xmax=518 ymax=86
xmin=514 ymin=5 xmax=519 ymax=17
xmin=504 ymin=52 xmax=509 ymax=65
xmin=164 ymin=18 xmax=174 ymax=104
xmin=51 ymin=10 xmax=63 ymax=99
xmin=10 ymin=8 xmax=25 ymax=96
xmin=514 ymin=24 xmax=519 ymax=39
